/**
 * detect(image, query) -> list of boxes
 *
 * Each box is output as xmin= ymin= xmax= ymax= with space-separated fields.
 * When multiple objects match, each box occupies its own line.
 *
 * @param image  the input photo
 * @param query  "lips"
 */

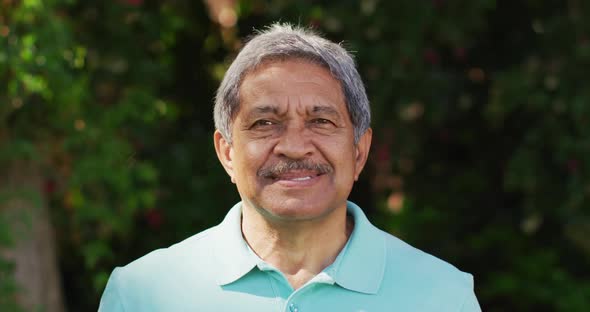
xmin=272 ymin=170 xmax=323 ymax=181
xmin=267 ymin=170 xmax=325 ymax=188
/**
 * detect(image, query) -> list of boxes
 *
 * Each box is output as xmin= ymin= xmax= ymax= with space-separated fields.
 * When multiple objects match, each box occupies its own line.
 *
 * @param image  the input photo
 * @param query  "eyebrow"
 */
xmin=310 ymin=105 xmax=340 ymax=117
xmin=243 ymin=104 xmax=341 ymax=120
xmin=252 ymin=105 xmax=279 ymax=115
xmin=243 ymin=105 xmax=280 ymax=119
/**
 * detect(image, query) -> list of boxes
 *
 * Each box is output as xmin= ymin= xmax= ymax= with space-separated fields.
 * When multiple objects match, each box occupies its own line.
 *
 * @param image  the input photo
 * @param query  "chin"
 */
xmin=252 ymin=196 xmax=343 ymax=222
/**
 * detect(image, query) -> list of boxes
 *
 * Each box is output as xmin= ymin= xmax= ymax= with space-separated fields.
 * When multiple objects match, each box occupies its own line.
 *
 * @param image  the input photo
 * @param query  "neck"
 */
xmin=241 ymin=203 xmax=353 ymax=290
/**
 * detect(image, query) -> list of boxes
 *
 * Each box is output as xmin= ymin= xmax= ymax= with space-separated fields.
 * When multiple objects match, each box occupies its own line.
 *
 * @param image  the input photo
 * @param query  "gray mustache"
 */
xmin=257 ymin=160 xmax=333 ymax=179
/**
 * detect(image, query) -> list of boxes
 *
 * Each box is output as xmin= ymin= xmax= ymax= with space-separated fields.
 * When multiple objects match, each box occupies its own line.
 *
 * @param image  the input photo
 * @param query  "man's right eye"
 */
xmin=251 ymin=120 xmax=274 ymax=128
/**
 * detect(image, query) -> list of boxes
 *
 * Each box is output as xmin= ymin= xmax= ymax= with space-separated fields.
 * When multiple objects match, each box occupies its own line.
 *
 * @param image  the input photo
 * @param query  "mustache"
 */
xmin=257 ymin=159 xmax=333 ymax=179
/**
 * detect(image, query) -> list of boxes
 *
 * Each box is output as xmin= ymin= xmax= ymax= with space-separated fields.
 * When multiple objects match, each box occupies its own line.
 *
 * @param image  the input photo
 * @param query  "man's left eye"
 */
xmin=311 ymin=118 xmax=332 ymax=125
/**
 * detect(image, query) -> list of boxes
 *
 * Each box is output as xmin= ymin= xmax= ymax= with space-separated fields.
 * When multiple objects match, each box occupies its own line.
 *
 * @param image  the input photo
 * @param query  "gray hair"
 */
xmin=213 ymin=23 xmax=371 ymax=144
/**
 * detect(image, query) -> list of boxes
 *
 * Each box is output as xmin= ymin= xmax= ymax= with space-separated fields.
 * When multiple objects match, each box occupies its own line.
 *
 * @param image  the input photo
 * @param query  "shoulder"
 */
xmin=119 ymin=225 xmax=220 ymax=280
xmin=377 ymin=229 xmax=477 ymax=310
xmin=382 ymin=230 xmax=472 ymax=285
xmin=98 ymin=226 xmax=222 ymax=311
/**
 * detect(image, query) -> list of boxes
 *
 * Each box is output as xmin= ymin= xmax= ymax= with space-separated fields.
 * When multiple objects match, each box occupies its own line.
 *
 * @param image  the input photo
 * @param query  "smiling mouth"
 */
xmin=267 ymin=171 xmax=326 ymax=187
xmin=272 ymin=172 xmax=325 ymax=181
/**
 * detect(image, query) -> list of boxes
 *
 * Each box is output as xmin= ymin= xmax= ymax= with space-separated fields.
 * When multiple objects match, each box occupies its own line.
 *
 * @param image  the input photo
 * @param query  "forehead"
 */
xmin=238 ymin=59 xmax=345 ymax=105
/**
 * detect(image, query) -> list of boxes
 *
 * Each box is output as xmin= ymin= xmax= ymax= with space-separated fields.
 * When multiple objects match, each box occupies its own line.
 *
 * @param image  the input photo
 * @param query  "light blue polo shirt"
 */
xmin=99 ymin=202 xmax=481 ymax=311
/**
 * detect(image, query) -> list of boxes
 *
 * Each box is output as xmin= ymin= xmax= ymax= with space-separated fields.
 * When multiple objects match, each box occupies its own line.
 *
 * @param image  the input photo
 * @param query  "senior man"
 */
xmin=99 ymin=23 xmax=481 ymax=311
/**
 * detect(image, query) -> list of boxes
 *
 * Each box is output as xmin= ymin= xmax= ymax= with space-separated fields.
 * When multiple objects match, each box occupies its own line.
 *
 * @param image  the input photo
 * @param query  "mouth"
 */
xmin=270 ymin=170 xmax=325 ymax=187
xmin=272 ymin=171 xmax=325 ymax=181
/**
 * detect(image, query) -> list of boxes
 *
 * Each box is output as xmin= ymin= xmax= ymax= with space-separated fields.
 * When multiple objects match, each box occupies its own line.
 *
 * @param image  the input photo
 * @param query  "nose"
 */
xmin=273 ymin=123 xmax=313 ymax=159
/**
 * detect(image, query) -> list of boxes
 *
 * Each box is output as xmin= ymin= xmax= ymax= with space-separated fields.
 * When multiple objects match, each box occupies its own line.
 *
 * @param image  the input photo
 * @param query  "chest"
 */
xmin=130 ymin=269 xmax=460 ymax=312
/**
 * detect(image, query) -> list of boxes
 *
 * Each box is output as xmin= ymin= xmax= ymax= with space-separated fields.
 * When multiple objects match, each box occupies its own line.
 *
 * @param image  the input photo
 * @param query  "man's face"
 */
xmin=214 ymin=59 xmax=371 ymax=222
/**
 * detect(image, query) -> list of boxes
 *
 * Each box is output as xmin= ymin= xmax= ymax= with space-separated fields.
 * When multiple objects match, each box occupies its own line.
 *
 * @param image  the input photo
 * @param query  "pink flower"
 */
xmin=43 ymin=179 xmax=57 ymax=195
xmin=145 ymin=209 xmax=164 ymax=229
xmin=567 ymin=159 xmax=579 ymax=173
xmin=454 ymin=47 xmax=466 ymax=61
xmin=424 ymin=48 xmax=439 ymax=65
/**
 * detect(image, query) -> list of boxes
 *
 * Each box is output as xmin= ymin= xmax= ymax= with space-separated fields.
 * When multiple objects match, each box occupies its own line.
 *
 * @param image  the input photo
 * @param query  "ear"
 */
xmin=213 ymin=130 xmax=236 ymax=183
xmin=353 ymin=128 xmax=372 ymax=181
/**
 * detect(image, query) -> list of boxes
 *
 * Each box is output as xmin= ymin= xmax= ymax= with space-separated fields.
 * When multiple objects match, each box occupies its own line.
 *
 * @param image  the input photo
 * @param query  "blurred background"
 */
xmin=1 ymin=0 xmax=589 ymax=311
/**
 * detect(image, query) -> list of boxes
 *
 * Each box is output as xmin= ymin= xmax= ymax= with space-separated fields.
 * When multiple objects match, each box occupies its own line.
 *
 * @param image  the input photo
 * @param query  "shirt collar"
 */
xmin=330 ymin=201 xmax=386 ymax=294
xmin=213 ymin=201 xmax=386 ymax=294
xmin=213 ymin=202 xmax=259 ymax=286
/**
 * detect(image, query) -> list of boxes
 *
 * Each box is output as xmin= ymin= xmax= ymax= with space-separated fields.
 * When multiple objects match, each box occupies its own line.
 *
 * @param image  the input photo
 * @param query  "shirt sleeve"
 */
xmin=459 ymin=290 xmax=482 ymax=312
xmin=458 ymin=273 xmax=482 ymax=312
xmin=98 ymin=268 xmax=126 ymax=312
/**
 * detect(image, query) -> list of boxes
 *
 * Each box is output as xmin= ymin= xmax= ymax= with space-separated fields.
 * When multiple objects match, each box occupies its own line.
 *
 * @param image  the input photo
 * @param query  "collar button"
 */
xmin=289 ymin=303 xmax=299 ymax=312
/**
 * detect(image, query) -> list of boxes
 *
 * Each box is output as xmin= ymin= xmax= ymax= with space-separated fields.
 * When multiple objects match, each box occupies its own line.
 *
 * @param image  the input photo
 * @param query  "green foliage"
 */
xmin=0 ymin=257 xmax=25 ymax=312
xmin=1 ymin=0 xmax=181 ymax=309
xmin=1 ymin=0 xmax=589 ymax=311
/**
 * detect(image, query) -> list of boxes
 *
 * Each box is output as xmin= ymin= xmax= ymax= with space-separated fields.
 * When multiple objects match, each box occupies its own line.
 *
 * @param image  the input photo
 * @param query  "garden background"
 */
xmin=1 ymin=0 xmax=589 ymax=311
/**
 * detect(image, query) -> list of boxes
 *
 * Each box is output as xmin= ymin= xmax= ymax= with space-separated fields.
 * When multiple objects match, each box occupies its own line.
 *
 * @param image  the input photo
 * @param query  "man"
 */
xmin=99 ymin=23 xmax=481 ymax=311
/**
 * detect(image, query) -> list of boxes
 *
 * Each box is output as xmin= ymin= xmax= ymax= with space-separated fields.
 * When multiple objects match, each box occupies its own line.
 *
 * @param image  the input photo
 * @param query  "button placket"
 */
xmin=288 ymin=302 xmax=299 ymax=312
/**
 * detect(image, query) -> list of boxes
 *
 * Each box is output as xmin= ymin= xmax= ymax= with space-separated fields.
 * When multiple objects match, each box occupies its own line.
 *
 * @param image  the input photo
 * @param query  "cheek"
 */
xmin=316 ymin=147 xmax=355 ymax=178
xmin=238 ymin=141 xmax=273 ymax=171
xmin=320 ymin=137 xmax=355 ymax=159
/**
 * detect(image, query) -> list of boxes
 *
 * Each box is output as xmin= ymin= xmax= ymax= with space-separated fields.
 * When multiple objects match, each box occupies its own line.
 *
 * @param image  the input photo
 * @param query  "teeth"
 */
xmin=291 ymin=176 xmax=312 ymax=181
